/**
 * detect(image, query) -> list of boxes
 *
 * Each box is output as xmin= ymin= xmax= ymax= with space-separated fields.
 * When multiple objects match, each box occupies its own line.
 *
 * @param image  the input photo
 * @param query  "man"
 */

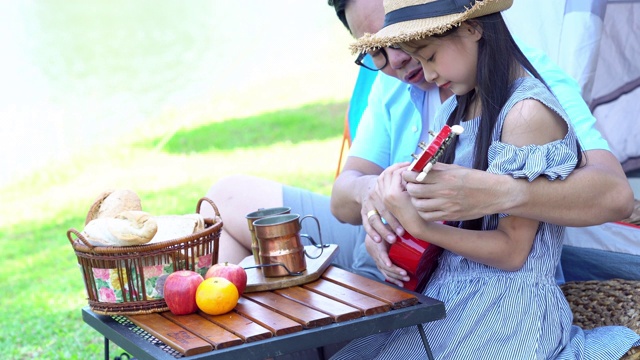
xmin=201 ymin=0 xmax=633 ymax=286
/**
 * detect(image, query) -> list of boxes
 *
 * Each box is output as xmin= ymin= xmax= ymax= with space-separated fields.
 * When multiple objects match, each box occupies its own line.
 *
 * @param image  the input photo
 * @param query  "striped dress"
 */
xmin=330 ymin=77 xmax=640 ymax=360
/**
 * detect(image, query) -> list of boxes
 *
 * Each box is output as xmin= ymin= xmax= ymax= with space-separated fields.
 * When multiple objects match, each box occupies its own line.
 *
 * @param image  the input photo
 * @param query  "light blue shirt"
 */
xmin=349 ymin=40 xmax=610 ymax=169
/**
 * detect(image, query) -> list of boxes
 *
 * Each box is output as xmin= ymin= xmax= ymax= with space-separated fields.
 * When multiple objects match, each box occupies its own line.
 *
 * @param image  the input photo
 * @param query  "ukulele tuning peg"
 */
xmin=418 ymin=141 xmax=428 ymax=150
xmin=451 ymin=125 xmax=464 ymax=135
xmin=428 ymin=130 xmax=436 ymax=137
xmin=416 ymin=163 xmax=434 ymax=182
xmin=411 ymin=153 xmax=420 ymax=160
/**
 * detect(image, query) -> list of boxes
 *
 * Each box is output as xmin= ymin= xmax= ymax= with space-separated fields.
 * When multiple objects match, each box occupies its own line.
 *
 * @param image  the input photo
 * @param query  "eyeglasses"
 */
xmin=355 ymin=48 xmax=389 ymax=71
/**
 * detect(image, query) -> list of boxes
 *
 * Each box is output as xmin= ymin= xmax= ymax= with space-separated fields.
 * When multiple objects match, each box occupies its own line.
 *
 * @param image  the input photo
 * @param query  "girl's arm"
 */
xmin=381 ymin=164 xmax=538 ymax=271
xmin=408 ymin=215 xmax=538 ymax=271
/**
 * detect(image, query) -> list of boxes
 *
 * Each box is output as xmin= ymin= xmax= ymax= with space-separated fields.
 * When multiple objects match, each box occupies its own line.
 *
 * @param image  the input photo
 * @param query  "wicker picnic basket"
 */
xmin=67 ymin=197 xmax=222 ymax=315
xmin=561 ymin=278 xmax=640 ymax=359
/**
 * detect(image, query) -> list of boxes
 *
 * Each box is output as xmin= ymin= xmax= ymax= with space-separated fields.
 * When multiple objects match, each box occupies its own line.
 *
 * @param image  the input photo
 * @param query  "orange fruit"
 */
xmin=195 ymin=277 xmax=239 ymax=315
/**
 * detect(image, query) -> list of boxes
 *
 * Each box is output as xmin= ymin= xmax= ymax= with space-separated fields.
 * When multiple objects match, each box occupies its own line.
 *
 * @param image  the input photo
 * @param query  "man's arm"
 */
xmin=404 ymin=149 xmax=634 ymax=226
xmin=504 ymin=149 xmax=634 ymax=225
xmin=330 ymin=156 xmax=382 ymax=225
xmin=330 ymin=76 xmax=388 ymax=226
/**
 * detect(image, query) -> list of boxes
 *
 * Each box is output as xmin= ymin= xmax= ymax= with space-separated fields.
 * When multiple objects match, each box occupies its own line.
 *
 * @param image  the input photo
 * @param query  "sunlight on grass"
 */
xmin=153 ymin=101 xmax=346 ymax=154
xmin=1 ymin=136 xmax=343 ymax=228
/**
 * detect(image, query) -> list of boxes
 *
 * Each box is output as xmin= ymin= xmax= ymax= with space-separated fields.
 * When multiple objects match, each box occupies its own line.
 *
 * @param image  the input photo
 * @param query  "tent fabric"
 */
xmin=585 ymin=1 xmax=640 ymax=172
xmin=503 ymin=0 xmax=640 ymax=172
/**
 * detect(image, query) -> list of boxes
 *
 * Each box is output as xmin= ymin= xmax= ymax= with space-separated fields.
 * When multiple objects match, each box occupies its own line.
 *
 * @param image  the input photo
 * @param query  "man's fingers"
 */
xmin=365 ymin=209 xmax=398 ymax=243
xmin=384 ymin=277 xmax=405 ymax=288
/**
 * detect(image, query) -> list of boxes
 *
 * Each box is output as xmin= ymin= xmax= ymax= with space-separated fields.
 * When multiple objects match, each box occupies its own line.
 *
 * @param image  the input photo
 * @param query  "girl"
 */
xmin=331 ymin=0 xmax=640 ymax=359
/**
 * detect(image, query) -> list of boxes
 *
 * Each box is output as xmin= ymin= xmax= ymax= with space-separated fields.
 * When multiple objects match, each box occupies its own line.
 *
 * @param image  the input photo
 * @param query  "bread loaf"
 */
xmin=148 ymin=214 xmax=205 ymax=244
xmin=81 ymin=189 xmax=205 ymax=246
xmin=83 ymin=210 xmax=158 ymax=246
xmin=85 ymin=189 xmax=142 ymax=225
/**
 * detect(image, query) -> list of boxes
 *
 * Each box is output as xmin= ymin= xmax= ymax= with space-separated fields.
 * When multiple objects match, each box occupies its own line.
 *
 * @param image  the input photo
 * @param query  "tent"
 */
xmin=338 ymin=0 xmax=640 ymax=282
xmin=503 ymin=0 xmax=640 ymax=173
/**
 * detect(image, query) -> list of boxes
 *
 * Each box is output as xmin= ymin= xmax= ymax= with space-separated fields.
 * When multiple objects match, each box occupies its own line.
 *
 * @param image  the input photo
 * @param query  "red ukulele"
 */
xmin=387 ymin=124 xmax=464 ymax=292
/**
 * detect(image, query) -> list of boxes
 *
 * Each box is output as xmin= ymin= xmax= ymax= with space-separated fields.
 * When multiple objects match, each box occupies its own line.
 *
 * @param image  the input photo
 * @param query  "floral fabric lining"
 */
xmin=90 ymin=253 xmax=213 ymax=303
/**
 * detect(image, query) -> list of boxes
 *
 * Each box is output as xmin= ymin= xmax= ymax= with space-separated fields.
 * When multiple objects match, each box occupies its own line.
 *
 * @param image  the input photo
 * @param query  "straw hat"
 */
xmin=351 ymin=0 xmax=513 ymax=54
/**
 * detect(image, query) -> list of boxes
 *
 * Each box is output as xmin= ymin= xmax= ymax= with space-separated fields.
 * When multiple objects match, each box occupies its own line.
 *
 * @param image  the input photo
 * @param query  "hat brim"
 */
xmin=351 ymin=0 xmax=513 ymax=54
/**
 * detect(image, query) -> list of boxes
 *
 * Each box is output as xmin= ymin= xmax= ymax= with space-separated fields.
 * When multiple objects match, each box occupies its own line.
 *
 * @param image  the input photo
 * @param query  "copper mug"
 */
xmin=252 ymin=214 xmax=323 ymax=277
xmin=246 ymin=207 xmax=292 ymax=265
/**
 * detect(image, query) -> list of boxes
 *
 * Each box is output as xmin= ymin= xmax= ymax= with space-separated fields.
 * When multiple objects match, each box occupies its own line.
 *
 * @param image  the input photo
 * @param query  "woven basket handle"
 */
xmin=196 ymin=197 xmax=220 ymax=218
xmin=67 ymin=228 xmax=96 ymax=250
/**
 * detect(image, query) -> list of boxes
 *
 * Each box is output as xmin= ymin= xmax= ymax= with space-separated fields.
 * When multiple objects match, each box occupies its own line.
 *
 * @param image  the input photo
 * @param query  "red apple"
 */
xmin=163 ymin=270 xmax=203 ymax=315
xmin=205 ymin=262 xmax=248 ymax=295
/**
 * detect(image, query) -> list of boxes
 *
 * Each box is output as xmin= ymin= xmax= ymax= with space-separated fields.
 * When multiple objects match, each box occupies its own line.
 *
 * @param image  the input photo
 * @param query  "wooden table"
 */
xmin=82 ymin=266 xmax=445 ymax=360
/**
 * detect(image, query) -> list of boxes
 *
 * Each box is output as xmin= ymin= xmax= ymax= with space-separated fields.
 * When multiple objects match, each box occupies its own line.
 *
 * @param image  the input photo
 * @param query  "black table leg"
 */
xmin=417 ymin=324 xmax=434 ymax=360
xmin=104 ymin=337 xmax=110 ymax=360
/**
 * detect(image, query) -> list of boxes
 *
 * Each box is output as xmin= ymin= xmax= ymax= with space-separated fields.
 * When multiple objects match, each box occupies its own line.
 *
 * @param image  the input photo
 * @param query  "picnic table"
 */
xmin=82 ymin=265 xmax=446 ymax=360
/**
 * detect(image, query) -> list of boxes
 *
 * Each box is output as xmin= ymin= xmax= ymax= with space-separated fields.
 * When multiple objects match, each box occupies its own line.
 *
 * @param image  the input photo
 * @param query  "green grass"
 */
xmin=0 ymin=100 xmax=347 ymax=359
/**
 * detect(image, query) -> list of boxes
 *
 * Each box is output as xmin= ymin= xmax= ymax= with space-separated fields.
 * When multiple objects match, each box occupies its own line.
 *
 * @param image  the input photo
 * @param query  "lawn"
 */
xmin=0 ymin=100 xmax=347 ymax=359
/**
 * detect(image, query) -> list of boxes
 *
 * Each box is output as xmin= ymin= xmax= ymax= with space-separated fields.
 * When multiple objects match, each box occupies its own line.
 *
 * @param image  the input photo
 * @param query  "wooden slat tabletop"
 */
xmin=161 ymin=312 xmax=243 ymax=350
xmin=274 ymin=286 xmax=362 ymax=322
xmin=128 ymin=313 xmax=213 ymax=356
xmin=198 ymin=311 xmax=272 ymax=343
xmin=321 ymin=266 xmax=418 ymax=309
xmin=123 ymin=266 xmax=421 ymax=357
xmin=233 ymin=297 xmax=304 ymax=336
xmin=243 ymin=291 xmax=333 ymax=329
xmin=303 ymin=278 xmax=391 ymax=315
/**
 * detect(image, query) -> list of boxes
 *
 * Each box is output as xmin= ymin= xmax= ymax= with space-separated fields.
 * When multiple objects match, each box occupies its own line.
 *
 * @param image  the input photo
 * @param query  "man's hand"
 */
xmin=403 ymin=162 xmax=504 ymax=222
xmin=364 ymin=234 xmax=409 ymax=287
xmin=361 ymin=166 xmax=408 ymax=244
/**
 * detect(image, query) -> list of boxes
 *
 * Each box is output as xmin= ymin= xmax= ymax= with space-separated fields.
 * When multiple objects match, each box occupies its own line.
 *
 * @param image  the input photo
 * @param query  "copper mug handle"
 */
xmin=299 ymin=215 xmax=328 ymax=260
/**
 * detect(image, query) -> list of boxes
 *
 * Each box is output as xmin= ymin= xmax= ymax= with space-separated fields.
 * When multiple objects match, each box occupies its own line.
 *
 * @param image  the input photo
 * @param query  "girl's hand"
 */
xmin=377 ymin=163 xmax=413 ymax=224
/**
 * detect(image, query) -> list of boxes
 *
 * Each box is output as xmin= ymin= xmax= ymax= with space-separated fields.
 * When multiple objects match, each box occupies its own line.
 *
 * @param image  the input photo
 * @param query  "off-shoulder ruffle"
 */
xmin=487 ymin=139 xmax=578 ymax=181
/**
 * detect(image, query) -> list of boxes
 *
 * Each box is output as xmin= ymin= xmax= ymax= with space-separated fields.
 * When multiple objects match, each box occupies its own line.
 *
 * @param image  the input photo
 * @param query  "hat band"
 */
xmin=384 ymin=0 xmax=476 ymax=27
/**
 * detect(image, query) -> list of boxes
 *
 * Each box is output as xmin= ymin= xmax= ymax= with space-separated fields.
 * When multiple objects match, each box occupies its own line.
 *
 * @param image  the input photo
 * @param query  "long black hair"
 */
xmin=440 ymin=13 xmax=582 ymax=230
